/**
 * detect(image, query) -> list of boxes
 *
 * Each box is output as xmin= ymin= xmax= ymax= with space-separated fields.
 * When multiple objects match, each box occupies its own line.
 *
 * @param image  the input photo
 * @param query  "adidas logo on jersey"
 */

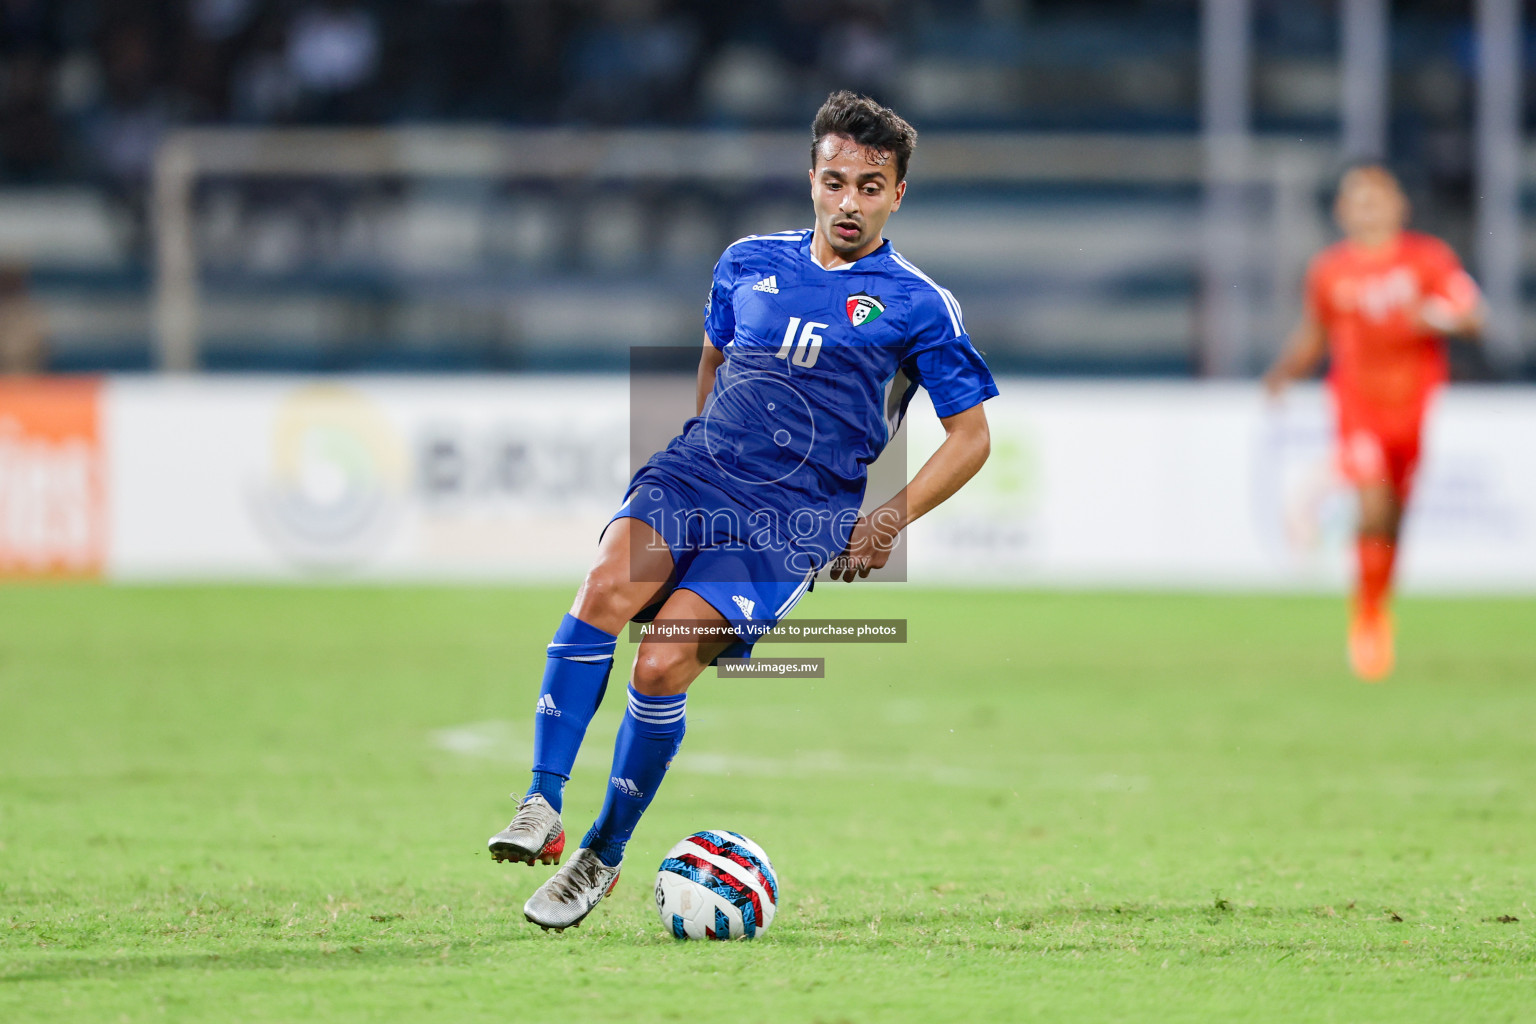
xmin=611 ymin=776 xmax=644 ymax=798
xmin=535 ymin=694 xmax=561 ymax=717
xmin=732 ymin=595 xmax=756 ymax=618
xmin=753 ymin=275 xmax=779 ymax=294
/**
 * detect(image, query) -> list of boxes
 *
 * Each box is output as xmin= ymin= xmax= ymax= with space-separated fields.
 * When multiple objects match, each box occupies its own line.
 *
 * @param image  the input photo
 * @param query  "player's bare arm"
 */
xmin=830 ymin=402 xmax=991 ymax=582
xmin=1263 ymin=310 xmax=1327 ymax=398
xmin=696 ymin=334 xmax=725 ymax=414
xmin=1416 ymin=286 xmax=1485 ymax=337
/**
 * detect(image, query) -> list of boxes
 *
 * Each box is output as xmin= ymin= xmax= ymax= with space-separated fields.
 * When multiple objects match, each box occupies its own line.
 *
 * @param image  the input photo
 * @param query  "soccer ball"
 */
xmin=654 ymin=830 xmax=779 ymax=940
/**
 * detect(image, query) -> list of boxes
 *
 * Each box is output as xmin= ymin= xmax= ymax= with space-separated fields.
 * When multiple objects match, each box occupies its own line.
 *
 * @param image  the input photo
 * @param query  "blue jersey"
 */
xmin=639 ymin=228 xmax=998 ymax=566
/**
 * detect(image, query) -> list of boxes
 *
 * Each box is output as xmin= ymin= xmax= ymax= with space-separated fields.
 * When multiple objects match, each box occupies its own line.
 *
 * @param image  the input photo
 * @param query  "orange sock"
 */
xmin=1356 ymin=536 xmax=1396 ymax=619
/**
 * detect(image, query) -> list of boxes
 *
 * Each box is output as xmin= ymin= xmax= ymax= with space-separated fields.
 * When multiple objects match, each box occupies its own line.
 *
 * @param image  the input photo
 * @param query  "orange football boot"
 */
xmin=1348 ymin=608 xmax=1395 ymax=682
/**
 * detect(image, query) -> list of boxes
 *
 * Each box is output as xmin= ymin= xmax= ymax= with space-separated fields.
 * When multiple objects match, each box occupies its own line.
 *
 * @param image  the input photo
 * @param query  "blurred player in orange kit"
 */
xmin=1265 ymin=165 xmax=1483 ymax=682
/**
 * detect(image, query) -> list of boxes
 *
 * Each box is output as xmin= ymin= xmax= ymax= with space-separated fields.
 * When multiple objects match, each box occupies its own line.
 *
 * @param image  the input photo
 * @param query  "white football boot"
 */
xmin=488 ymin=794 xmax=565 ymax=865
xmin=523 ymin=848 xmax=621 ymax=931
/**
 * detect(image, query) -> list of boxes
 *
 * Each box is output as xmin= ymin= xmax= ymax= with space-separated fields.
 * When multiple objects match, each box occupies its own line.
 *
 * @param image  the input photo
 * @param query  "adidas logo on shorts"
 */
xmin=732 ymin=595 xmax=756 ymax=618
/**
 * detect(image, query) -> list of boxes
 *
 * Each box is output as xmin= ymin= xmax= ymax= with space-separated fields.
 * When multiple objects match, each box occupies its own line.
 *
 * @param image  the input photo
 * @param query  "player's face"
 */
xmin=809 ymin=135 xmax=906 ymax=258
xmin=1335 ymin=169 xmax=1408 ymax=242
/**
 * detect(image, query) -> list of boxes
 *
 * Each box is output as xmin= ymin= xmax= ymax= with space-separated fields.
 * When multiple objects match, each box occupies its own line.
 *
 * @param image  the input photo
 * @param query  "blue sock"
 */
xmin=527 ymin=614 xmax=617 ymax=812
xmin=582 ymin=686 xmax=686 ymax=866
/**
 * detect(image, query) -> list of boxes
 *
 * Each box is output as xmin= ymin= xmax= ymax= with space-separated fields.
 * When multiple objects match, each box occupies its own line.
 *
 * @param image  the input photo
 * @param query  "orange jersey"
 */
xmin=1305 ymin=231 xmax=1479 ymax=425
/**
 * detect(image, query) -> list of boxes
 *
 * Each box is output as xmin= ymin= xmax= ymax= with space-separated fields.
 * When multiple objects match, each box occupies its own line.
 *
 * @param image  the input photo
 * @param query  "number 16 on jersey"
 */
xmin=776 ymin=317 xmax=827 ymax=369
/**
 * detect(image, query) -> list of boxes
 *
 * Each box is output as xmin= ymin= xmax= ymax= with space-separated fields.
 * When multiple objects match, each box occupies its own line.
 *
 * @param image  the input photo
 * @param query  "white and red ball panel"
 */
xmin=655 ymin=830 xmax=779 ymax=940
xmin=655 ymin=873 xmax=743 ymax=940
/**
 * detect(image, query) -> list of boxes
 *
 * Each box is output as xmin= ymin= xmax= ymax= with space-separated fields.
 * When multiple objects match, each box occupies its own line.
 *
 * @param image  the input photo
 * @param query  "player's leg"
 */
xmin=488 ymin=516 xmax=675 ymax=865
xmin=1345 ymin=429 xmax=1415 ymax=681
xmin=532 ymin=515 xmax=677 ymax=805
xmin=1348 ymin=481 xmax=1404 ymax=682
xmin=583 ymin=587 xmax=733 ymax=862
xmin=1355 ymin=479 xmax=1403 ymax=612
xmin=522 ymin=588 xmax=733 ymax=930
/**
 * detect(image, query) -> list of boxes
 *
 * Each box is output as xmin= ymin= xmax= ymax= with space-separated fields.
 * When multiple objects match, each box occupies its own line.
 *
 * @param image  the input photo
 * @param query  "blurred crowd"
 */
xmin=0 ymin=0 xmax=1504 ymax=377
xmin=0 ymin=0 xmax=1489 ymax=187
xmin=0 ymin=0 xmax=929 ymax=186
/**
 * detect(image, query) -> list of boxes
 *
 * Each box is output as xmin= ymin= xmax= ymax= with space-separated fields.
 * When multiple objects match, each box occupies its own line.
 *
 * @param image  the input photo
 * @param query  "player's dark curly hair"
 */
xmin=811 ymin=91 xmax=917 ymax=182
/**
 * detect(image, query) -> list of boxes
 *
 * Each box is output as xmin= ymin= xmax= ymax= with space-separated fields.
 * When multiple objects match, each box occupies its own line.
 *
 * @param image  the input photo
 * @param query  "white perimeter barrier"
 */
xmin=4 ymin=376 xmax=1533 ymax=591
xmin=904 ymin=381 xmax=1536 ymax=592
xmin=105 ymin=377 xmax=628 ymax=580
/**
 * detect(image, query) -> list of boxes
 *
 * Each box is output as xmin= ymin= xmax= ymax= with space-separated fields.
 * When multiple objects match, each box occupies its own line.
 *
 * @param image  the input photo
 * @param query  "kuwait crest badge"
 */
xmin=846 ymin=292 xmax=885 ymax=327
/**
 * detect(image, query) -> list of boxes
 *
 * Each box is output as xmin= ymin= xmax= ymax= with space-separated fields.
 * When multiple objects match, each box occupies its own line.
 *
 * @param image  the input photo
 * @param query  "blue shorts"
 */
xmin=606 ymin=465 xmax=815 ymax=660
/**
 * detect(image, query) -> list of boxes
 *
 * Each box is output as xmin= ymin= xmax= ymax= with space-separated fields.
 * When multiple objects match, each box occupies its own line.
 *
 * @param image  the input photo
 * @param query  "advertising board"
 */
xmin=106 ymin=377 xmax=625 ymax=580
xmin=0 ymin=378 xmax=106 ymax=578
xmin=0 ymin=376 xmax=1529 ymax=590
xmin=905 ymin=382 xmax=1536 ymax=591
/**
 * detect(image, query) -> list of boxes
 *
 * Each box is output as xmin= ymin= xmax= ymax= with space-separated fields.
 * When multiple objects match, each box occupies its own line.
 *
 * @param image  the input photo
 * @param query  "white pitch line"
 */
xmin=428 ymin=721 xmax=1157 ymax=793
xmin=428 ymin=720 xmax=529 ymax=762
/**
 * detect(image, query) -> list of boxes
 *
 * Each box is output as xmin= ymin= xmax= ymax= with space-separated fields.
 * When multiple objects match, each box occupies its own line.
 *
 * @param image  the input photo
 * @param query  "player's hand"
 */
xmin=1415 ymin=296 xmax=1484 ymax=338
xmin=1262 ymin=366 xmax=1291 ymax=401
xmin=829 ymin=511 xmax=899 ymax=583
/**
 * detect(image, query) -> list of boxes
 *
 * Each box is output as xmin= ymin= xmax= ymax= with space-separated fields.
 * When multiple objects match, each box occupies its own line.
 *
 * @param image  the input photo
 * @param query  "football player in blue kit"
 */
xmin=490 ymin=91 xmax=998 ymax=931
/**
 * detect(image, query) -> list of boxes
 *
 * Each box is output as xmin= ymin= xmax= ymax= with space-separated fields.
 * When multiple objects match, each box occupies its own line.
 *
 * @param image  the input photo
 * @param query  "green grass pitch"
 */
xmin=2 ymin=584 xmax=1534 ymax=1022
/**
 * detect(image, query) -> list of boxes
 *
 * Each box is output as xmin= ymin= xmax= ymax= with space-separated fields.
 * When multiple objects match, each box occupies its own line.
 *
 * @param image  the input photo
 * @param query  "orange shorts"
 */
xmin=1334 ymin=399 xmax=1427 ymax=499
